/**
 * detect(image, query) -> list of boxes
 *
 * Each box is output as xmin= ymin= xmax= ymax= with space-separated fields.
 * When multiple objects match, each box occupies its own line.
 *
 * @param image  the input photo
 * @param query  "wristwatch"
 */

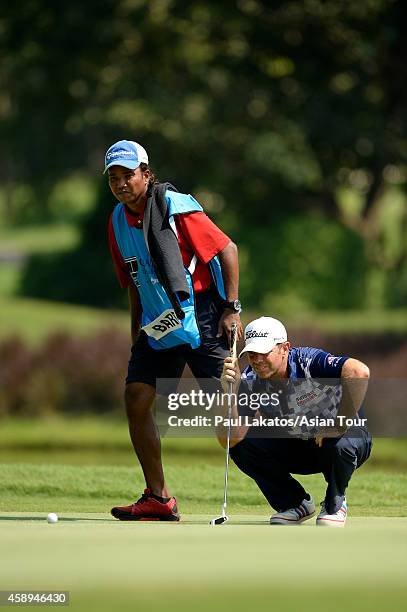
xmin=223 ymin=299 xmax=242 ymax=314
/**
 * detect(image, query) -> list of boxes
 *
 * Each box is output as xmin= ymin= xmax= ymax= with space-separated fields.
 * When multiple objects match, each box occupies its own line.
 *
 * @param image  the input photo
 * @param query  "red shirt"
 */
xmin=108 ymin=205 xmax=230 ymax=292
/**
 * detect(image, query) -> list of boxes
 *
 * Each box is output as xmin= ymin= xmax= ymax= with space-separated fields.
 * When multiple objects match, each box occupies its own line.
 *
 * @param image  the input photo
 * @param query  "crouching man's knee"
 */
xmin=331 ymin=434 xmax=372 ymax=469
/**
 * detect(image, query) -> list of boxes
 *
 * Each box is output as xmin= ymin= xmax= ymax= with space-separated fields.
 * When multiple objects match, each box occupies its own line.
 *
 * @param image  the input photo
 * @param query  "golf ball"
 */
xmin=47 ymin=512 xmax=58 ymax=524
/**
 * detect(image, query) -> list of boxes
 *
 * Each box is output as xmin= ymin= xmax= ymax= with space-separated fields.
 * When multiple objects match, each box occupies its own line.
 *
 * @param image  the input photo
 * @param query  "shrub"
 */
xmin=0 ymin=328 xmax=405 ymax=417
xmin=0 ymin=329 xmax=129 ymax=417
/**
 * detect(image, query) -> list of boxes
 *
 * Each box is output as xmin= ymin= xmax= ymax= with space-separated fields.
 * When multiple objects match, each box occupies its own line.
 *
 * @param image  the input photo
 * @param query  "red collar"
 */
xmin=124 ymin=204 xmax=144 ymax=228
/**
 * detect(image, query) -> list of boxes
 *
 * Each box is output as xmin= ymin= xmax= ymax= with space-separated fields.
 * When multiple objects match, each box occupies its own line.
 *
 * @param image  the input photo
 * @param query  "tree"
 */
xmin=1 ymin=0 xmax=405 ymax=308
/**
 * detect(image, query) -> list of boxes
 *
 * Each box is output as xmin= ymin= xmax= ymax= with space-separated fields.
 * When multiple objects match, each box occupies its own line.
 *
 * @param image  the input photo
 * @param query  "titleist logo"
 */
xmin=246 ymin=331 xmax=269 ymax=339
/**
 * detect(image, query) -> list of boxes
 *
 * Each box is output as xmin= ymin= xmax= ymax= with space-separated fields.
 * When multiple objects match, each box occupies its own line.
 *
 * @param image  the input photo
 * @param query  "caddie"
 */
xmin=105 ymin=139 xmax=243 ymax=521
xmin=219 ymin=317 xmax=372 ymax=527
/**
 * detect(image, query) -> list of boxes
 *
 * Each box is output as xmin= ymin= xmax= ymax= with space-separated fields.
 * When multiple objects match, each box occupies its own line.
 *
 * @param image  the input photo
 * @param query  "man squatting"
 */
xmin=218 ymin=316 xmax=372 ymax=526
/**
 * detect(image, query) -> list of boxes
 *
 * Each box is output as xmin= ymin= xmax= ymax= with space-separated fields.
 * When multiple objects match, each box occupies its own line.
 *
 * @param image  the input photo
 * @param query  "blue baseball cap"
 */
xmin=104 ymin=140 xmax=149 ymax=173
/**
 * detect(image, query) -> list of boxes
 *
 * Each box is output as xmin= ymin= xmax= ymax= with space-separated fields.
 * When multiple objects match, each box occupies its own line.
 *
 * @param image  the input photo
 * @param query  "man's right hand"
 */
xmin=221 ymin=356 xmax=241 ymax=394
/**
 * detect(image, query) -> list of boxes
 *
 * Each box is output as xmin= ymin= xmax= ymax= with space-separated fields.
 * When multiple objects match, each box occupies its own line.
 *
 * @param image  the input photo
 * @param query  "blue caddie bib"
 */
xmin=112 ymin=190 xmax=226 ymax=350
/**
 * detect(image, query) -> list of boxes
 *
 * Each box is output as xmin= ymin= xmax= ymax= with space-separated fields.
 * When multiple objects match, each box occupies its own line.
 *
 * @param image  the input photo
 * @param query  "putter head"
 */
xmin=209 ymin=515 xmax=229 ymax=526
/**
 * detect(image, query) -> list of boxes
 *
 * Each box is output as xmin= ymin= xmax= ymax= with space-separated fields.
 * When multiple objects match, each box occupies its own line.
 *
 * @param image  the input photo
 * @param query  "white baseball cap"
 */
xmin=104 ymin=140 xmax=149 ymax=173
xmin=239 ymin=317 xmax=288 ymax=357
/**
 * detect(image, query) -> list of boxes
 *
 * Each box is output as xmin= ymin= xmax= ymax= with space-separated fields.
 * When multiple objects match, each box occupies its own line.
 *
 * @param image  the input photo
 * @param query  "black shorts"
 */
xmin=126 ymin=288 xmax=229 ymax=392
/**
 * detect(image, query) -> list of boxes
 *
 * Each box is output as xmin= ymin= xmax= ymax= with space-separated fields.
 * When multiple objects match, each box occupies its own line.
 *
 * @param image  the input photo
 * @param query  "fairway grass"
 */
xmin=1 ymin=513 xmax=406 ymax=612
xmin=0 ymin=296 xmax=128 ymax=344
xmin=0 ymin=295 xmax=406 ymax=345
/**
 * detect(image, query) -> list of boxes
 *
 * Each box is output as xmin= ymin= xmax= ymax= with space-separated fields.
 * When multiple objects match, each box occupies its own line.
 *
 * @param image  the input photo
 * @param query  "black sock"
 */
xmin=304 ymin=493 xmax=311 ymax=502
xmin=151 ymin=493 xmax=171 ymax=504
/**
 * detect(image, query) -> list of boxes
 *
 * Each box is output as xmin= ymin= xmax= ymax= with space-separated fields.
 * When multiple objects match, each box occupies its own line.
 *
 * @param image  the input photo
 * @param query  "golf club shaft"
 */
xmin=222 ymin=379 xmax=233 ymax=516
xmin=221 ymin=322 xmax=237 ymax=517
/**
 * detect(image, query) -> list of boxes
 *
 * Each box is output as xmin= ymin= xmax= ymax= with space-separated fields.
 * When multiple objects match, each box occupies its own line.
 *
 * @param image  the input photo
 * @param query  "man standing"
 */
xmin=106 ymin=139 xmax=242 ymax=521
xmin=219 ymin=317 xmax=372 ymax=527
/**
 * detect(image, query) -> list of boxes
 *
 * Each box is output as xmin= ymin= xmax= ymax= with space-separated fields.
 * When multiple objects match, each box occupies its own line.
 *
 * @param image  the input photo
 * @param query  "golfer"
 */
xmin=219 ymin=317 xmax=372 ymax=527
xmin=106 ymin=140 xmax=242 ymax=521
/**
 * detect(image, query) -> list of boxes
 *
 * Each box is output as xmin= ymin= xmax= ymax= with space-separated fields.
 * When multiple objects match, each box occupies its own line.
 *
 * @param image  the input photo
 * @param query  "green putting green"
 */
xmin=1 ymin=425 xmax=406 ymax=611
xmin=1 ymin=513 xmax=406 ymax=612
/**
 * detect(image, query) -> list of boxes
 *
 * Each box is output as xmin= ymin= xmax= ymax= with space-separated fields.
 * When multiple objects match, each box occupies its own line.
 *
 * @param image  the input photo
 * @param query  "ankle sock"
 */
xmin=151 ymin=493 xmax=171 ymax=504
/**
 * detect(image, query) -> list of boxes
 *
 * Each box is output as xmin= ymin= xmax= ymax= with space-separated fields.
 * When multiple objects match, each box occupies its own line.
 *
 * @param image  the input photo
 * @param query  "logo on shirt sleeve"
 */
xmin=327 ymin=355 xmax=341 ymax=367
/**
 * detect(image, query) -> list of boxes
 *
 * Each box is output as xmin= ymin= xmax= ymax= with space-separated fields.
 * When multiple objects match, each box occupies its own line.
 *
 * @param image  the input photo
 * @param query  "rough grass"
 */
xmin=1 ymin=417 xmax=406 ymax=469
xmin=0 ymin=417 xmax=406 ymax=517
xmin=0 ymin=461 xmax=406 ymax=518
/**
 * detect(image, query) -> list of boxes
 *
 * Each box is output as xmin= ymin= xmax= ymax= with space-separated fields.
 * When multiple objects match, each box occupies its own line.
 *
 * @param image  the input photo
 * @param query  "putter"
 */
xmin=209 ymin=321 xmax=238 ymax=526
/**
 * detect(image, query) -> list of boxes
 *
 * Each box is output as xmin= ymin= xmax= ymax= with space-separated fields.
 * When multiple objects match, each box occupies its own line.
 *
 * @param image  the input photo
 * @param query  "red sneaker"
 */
xmin=111 ymin=488 xmax=180 ymax=521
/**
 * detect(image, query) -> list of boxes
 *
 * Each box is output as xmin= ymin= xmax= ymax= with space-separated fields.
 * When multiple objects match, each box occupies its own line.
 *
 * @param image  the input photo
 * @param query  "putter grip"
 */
xmin=229 ymin=322 xmax=237 ymax=360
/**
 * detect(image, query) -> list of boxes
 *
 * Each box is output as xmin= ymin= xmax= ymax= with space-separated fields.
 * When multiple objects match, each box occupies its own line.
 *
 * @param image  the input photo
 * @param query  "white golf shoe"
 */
xmin=270 ymin=495 xmax=316 ymax=525
xmin=316 ymin=498 xmax=347 ymax=527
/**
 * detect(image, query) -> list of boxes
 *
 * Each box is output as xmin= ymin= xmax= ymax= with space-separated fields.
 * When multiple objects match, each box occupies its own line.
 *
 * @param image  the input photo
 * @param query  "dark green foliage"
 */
xmin=243 ymin=215 xmax=368 ymax=310
xmin=19 ymin=182 xmax=126 ymax=308
xmin=1 ymin=0 xmax=406 ymax=308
